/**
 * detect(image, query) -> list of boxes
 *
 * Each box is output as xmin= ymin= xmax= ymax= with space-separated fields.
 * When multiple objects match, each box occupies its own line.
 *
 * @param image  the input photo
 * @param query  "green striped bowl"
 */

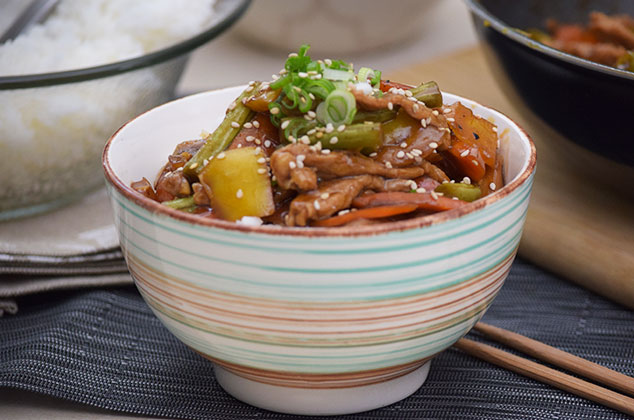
xmin=103 ymin=86 xmax=536 ymax=415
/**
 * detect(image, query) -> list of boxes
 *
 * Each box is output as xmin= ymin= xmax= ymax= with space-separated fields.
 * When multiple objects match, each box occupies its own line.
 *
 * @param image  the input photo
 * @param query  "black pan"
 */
xmin=465 ymin=0 xmax=634 ymax=167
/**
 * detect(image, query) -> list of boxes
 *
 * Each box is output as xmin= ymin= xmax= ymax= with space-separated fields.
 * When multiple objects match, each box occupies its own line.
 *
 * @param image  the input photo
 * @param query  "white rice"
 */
xmin=0 ymin=0 xmax=216 ymax=215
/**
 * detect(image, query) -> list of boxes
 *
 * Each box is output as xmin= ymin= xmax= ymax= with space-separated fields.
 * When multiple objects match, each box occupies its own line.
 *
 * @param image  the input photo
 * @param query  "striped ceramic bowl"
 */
xmin=103 ymin=86 xmax=536 ymax=416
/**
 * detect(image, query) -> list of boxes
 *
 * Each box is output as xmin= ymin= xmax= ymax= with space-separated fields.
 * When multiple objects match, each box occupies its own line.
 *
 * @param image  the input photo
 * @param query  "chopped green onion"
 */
xmin=318 ymin=89 xmax=357 ymax=126
xmin=323 ymin=68 xmax=354 ymax=81
xmin=304 ymin=79 xmax=335 ymax=99
xmin=357 ymin=67 xmax=381 ymax=87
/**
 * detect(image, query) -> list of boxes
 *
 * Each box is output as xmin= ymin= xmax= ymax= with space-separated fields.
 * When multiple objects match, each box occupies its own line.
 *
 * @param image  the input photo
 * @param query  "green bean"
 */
xmin=308 ymin=122 xmax=383 ymax=154
xmin=183 ymin=85 xmax=256 ymax=179
xmin=352 ymin=109 xmax=396 ymax=124
xmin=435 ymin=183 xmax=481 ymax=202
xmin=162 ymin=196 xmax=195 ymax=210
xmin=410 ymin=81 xmax=443 ymax=109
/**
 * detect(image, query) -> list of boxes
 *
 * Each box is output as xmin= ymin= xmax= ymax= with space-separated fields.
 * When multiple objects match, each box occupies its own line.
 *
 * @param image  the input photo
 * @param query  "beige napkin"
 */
xmin=0 ymin=187 xmax=132 ymax=314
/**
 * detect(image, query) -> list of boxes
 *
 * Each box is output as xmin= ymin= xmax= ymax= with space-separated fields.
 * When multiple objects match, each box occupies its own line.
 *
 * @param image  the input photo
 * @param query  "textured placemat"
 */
xmin=0 ymin=259 xmax=632 ymax=420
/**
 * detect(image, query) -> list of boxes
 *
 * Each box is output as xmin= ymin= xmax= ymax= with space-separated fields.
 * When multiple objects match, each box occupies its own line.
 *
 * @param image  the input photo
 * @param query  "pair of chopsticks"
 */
xmin=453 ymin=322 xmax=634 ymax=416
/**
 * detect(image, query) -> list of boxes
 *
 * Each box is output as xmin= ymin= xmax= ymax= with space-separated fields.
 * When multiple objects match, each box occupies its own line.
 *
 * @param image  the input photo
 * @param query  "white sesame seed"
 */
xmin=405 ymin=90 xmax=413 ymax=97
xmin=426 ymin=117 xmax=432 ymax=125
xmin=255 ymin=139 xmax=261 ymax=145
xmin=406 ymin=152 xmax=414 ymax=159
xmin=202 ymin=159 xmax=209 ymax=166
xmin=325 ymin=123 xmax=334 ymax=133
xmin=443 ymin=108 xmax=452 ymax=114
xmin=246 ymin=135 xmax=255 ymax=142
xmin=385 ymin=161 xmax=393 ymax=168
xmin=329 ymin=136 xmax=339 ymax=144
xmin=321 ymin=149 xmax=331 ymax=154
xmin=492 ymin=126 xmax=498 ymax=132
xmin=387 ymin=102 xmax=394 ymax=110
xmin=307 ymin=129 xmax=317 ymax=135
xmin=189 ymin=162 xmax=199 ymax=170
xmin=270 ymin=107 xmax=280 ymax=115
xmin=257 ymin=157 xmax=266 ymax=164
xmin=429 ymin=142 xmax=438 ymax=149
xmin=289 ymin=161 xmax=296 ymax=169
xmin=369 ymin=152 xmax=378 ymax=157
xmin=416 ymin=187 xmax=427 ymax=193
xmin=288 ymin=135 xmax=296 ymax=143
xmin=243 ymin=122 xmax=253 ymax=129
xmin=296 ymin=154 xmax=306 ymax=161
xmin=308 ymin=93 xmax=315 ymax=100
xmin=227 ymin=101 xmax=237 ymax=111
xmin=463 ymin=177 xmax=471 ymax=184
xmin=421 ymin=119 xmax=427 ymax=128
xmin=400 ymin=142 xmax=408 ymax=148
xmin=446 ymin=117 xmax=455 ymax=122
xmin=432 ymin=110 xmax=439 ymax=116
xmin=216 ymin=153 xmax=225 ymax=160
xmin=245 ymin=86 xmax=254 ymax=93
xmin=280 ymin=120 xmax=290 ymax=129
xmin=312 ymin=74 xmax=322 ymax=80
xmin=321 ymin=193 xmax=330 ymax=199
xmin=324 ymin=59 xmax=332 ymax=66
xmin=307 ymin=110 xmax=317 ymax=118
xmin=253 ymin=120 xmax=260 ymax=128
xmin=300 ymin=135 xmax=310 ymax=144
xmin=489 ymin=183 xmax=497 ymax=191
xmin=431 ymin=191 xmax=439 ymax=200
xmin=288 ymin=52 xmax=298 ymax=58
xmin=412 ymin=104 xmax=420 ymax=112
xmin=231 ymin=122 xmax=240 ymax=128
xmin=272 ymin=74 xmax=279 ymax=80
xmin=296 ymin=160 xmax=304 ymax=168
xmin=255 ymin=147 xmax=262 ymax=154
xmin=236 ymin=189 xmax=244 ymax=198
xmin=338 ymin=209 xmax=349 ymax=215
xmin=408 ymin=180 xmax=417 ymax=189
xmin=313 ymin=200 xmax=321 ymax=210
xmin=452 ymin=197 xmax=459 ymax=200
xmin=460 ymin=150 xmax=469 ymax=157
xmin=337 ymin=125 xmax=346 ymax=132
xmin=264 ymin=140 xmax=271 ymax=148
xmin=257 ymin=168 xmax=266 ymax=174
xmin=298 ymin=72 xmax=308 ymax=78
xmin=396 ymin=151 xmax=405 ymax=158
xmin=472 ymin=160 xmax=479 ymax=166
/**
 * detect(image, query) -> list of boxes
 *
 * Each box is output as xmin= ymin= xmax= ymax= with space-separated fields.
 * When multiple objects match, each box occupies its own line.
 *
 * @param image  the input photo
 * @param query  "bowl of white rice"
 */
xmin=0 ymin=0 xmax=250 ymax=221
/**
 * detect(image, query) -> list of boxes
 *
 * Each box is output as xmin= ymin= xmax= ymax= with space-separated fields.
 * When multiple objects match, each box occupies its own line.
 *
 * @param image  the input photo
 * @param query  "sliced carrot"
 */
xmin=446 ymin=139 xmax=486 ymax=182
xmin=312 ymin=204 xmax=418 ymax=227
xmin=352 ymin=192 xmax=467 ymax=213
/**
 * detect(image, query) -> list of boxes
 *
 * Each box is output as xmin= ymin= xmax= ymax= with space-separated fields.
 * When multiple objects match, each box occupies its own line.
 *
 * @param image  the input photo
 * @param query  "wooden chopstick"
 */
xmin=453 ymin=324 xmax=634 ymax=416
xmin=473 ymin=322 xmax=634 ymax=397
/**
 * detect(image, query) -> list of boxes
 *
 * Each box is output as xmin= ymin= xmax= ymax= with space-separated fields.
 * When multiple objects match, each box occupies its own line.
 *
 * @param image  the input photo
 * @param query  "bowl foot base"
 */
xmin=214 ymin=361 xmax=431 ymax=416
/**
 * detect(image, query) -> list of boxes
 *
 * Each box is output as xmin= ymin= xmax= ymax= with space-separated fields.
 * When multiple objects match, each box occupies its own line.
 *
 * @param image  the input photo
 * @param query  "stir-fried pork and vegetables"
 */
xmin=522 ymin=11 xmax=634 ymax=71
xmin=132 ymin=45 xmax=504 ymax=227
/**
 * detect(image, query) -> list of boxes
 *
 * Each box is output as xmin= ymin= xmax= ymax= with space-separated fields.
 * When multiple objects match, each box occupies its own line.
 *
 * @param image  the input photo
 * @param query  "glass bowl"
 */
xmin=0 ymin=0 xmax=250 ymax=221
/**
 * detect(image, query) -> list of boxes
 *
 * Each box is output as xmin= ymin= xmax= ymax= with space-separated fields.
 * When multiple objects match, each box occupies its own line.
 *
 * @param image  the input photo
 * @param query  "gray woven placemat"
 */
xmin=0 ymin=258 xmax=632 ymax=420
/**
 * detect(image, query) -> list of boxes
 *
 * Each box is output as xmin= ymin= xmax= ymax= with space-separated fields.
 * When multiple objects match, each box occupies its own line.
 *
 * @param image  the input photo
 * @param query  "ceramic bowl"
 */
xmin=234 ymin=0 xmax=440 ymax=55
xmin=103 ymin=86 xmax=536 ymax=415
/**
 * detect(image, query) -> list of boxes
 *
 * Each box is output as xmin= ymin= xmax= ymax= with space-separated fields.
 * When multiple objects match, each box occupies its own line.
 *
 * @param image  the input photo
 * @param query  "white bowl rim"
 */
xmin=103 ymin=86 xmax=537 ymax=238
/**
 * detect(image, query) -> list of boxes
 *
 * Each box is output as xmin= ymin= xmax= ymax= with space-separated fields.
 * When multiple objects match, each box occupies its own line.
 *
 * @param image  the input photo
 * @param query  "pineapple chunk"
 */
xmin=199 ymin=147 xmax=274 ymax=221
